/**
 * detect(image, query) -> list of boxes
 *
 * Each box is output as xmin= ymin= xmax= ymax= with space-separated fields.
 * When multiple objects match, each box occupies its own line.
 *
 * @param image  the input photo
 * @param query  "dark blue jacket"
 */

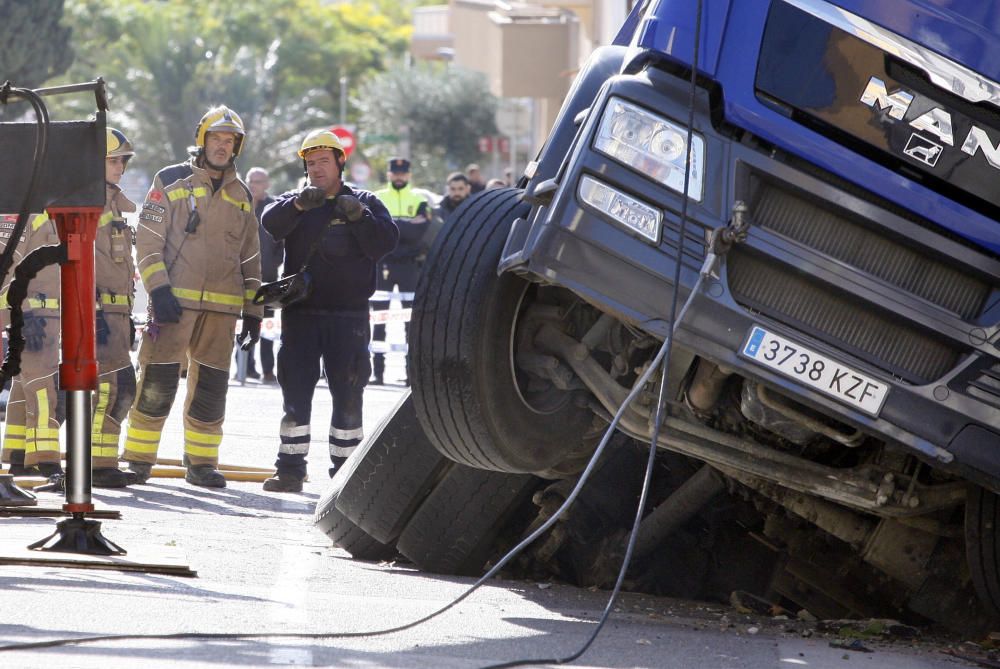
xmin=262 ymin=184 xmax=398 ymax=313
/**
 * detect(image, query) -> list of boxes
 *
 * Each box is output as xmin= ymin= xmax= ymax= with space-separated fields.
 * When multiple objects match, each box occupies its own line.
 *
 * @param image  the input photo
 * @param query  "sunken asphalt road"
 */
xmin=0 ymin=349 xmax=979 ymax=669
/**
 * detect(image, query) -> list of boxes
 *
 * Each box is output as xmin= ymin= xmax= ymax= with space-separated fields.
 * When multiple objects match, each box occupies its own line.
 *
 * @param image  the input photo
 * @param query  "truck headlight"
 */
xmin=579 ymin=175 xmax=662 ymax=243
xmin=594 ymin=97 xmax=705 ymax=202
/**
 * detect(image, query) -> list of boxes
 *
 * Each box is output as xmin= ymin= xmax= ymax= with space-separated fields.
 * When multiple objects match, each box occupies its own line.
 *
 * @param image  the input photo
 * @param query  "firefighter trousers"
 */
xmin=274 ymin=310 xmax=370 ymax=479
xmin=0 ymin=318 xmax=63 ymax=467
xmin=92 ymin=312 xmax=136 ymax=468
xmin=124 ymin=309 xmax=236 ymax=467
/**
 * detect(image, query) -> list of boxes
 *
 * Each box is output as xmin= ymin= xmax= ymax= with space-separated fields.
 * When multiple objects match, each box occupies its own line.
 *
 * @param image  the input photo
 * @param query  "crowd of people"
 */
xmin=0 ymin=104 xmax=513 ymax=495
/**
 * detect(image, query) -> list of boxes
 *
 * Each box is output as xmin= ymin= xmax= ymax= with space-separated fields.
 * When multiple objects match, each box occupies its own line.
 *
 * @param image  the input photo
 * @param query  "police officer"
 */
xmin=124 ymin=106 xmax=263 ymax=488
xmin=372 ymin=158 xmax=433 ymax=385
xmin=260 ymin=129 xmax=397 ymax=493
xmin=90 ymin=128 xmax=140 ymax=488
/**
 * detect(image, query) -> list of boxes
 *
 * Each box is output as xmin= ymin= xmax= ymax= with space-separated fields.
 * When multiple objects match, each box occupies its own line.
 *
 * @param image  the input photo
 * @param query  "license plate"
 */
xmin=741 ymin=326 xmax=888 ymax=416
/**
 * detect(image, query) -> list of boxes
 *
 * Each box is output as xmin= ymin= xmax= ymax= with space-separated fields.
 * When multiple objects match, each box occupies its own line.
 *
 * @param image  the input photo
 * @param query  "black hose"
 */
xmin=0 ymin=3 xmax=711 ymax=661
xmin=1 ymin=244 xmax=67 ymax=380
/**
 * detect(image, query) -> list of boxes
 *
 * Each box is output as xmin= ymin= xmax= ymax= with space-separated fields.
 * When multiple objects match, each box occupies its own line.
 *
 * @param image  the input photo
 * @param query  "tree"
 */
xmin=0 ymin=0 xmax=73 ymax=119
xmin=356 ymin=63 xmax=498 ymax=191
xmin=51 ymin=0 xmax=410 ymax=187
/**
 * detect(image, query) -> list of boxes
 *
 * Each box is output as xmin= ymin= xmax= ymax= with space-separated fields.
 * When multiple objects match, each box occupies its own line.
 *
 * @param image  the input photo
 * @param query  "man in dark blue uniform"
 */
xmin=260 ymin=129 xmax=398 ymax=493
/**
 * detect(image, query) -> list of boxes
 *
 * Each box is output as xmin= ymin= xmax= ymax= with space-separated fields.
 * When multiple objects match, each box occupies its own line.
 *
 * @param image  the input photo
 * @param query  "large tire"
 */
xmin=313 ymin=475 xmax=396 ymax=562
xmin=966 ymin=484 xmax=1000 ymax=616
xmin=396 ymin=464 xmax=539 ymax=576
xmin=410 ymin=187 xmax=591 ymax=473
xmin=336 ymin=390 xmax=451 ymax=543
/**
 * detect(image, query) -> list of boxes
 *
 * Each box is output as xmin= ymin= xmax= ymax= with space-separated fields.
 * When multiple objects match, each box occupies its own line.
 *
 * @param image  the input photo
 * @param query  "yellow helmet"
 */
xmin=106 ymin=128 xmax=134 ymax=164
xmin=194 ymin=105 xmax=246 ymax=156
xmin=297 ymin=129 xmax=345 ymax=160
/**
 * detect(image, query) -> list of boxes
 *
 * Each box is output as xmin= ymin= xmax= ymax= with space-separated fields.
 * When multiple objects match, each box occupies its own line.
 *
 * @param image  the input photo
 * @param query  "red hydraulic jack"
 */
xmin=27 ymin=207 xmax=125 ymax=556
xmin=0 ymin=79 xmax=125 ymax=554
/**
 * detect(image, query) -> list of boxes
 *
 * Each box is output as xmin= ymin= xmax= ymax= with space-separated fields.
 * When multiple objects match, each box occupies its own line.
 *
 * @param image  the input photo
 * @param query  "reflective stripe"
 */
xmin=167 ymin=186 xmax=208 ymax=201
xmin=170 ymin=287 xmax=243 ymax=307
xmin=4 ymin=430 xmax=24 ymax=448
xmin=171 ymin=286 xmax=201 ymax=301
xmin=202 ymin=291 xmax=243 ymax=307
xmin=98 ymin=211 xmax=115 ymax=227
xmin=220 ymin=189 xmax=251 ymax=212
xmin=278 ymin=443 xmax=310 ymax=455
xmin=184 ymin=430 xmax=222 ymax=446
xmin=1 ymin=292 xmax=59 ymax=309
xmin=126 ymin=426 xmax=161 ymax=442
xmin=244 ymin=289 xmax=256 ymax=301
xmin=36 ymin=389 xmax=49 ymax=427
xmin=329 ymin=444 xmax=357 ymax=458
xmin=280 ymin=423 xmax=310 ymax=438
xmin=30 ymin=213 xmax=49 ymax=230
xmin=141 ymin=261 xmax=167 ymax=283
xmin=184 ymin=443 xmax=218 ymax=458
xmin=93 ymin=445 xmax=120 ymax=458
xmin=100 ymin=293 xmax=130 ymax=305
xmin=125 ymin=440 xmax=159 ymax=454
xmin=329 ymin=426 xmax=364 ymax=441
xmin=91 ymin=382 xmax=111 ymax=444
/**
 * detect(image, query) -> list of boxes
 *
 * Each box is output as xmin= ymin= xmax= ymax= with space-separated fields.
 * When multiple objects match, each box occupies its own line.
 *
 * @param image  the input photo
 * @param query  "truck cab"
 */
xmin=408 ymin=0 xmax=1000 ymax=624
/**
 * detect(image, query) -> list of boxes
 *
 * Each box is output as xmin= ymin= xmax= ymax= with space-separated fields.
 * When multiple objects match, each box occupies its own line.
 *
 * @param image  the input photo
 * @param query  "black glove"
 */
xmin=295 ymin=186 xmax=327 ymax=211
xmin=96 ymin=310 xmax=110 ymax=347
xmin=335 ymin=194 xmax=366 ymax=223
xmin=150 ymin=285 xmax=182 ymax=323
xmin=236 ymin=316 xmax=261 ymax=351
xmin=129 ymin=317 xmax=137 ymax=347
xmin=22 ymin=314 xmax=46 ymax=352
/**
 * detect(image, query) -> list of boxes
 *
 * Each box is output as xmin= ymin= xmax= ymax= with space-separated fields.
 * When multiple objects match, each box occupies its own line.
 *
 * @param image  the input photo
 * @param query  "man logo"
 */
xmin=903 ymin=134 xmax=943 ymax=167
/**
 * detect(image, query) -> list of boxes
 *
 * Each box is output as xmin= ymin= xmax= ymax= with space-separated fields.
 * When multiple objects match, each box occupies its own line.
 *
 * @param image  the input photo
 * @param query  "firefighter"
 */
xmin=90 ymin=128 xmax=139 ymax=488
xmin=260 ymin=129 xmax=397 ymax=493
xmin=0 ymin=212 xmax=63 ymax=479
xmin=123 ymin=106 xmax=263 ymax=488
xmin=371 ymin=158 xmax=433 ymax=385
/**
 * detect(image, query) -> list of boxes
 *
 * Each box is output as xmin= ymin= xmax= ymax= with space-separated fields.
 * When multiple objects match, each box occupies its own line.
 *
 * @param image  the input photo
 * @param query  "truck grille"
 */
xmin=752 ymin=180 xmax=990 ymax=319
xmin=968 ymin=363 xmax=1000 ymax=409
xmin=728 ymin=251 xmax=961 ymax=384
xmin=723 ymin=172 xmax=993 ymax=385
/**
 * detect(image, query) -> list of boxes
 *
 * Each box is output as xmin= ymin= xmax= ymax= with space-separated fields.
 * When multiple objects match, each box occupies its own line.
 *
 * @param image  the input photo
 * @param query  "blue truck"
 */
xmin=317 ymin=0 xmax=1000 ymax=626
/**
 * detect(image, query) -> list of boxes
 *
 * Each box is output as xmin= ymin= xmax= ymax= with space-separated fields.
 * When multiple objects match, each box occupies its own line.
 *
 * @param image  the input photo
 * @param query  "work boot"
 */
xmin=186 ymin=464 xmax=226 ymax=488
xmin=36 ymin=462 xmax=64 ymax=478
xmin=262 ymin=472 xmax=304 ymax=493
xmin=262 ymin=372 xmax=278 ymax=386
xmin=8 ymin=450 xmax=35 ymax=477
xmin=125 ymin=461 xmax=153 ymax=484
xmin=328 ymin=455 xmax=349 ymax=479
xmin=92 ymin=467 xmax=132 ymax=489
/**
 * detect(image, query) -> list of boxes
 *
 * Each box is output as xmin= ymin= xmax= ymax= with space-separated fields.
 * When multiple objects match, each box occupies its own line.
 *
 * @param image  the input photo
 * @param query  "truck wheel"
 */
xmin=966 ymin=484 xmax=1000 ymax=616
xmin=411 ymin=187 xmax=591 ymax=473
xmin=336 ymin=390 xmax=451 ymax=543
xmin=313 ymin=476 xmax=396 ymax=562
xmin=396 ymin=464 xmax=539 ymax=576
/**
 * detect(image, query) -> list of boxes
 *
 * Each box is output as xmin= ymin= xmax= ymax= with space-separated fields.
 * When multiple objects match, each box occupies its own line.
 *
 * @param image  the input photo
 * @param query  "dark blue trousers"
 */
xmin=274 ymin=310 xmax=371 ymax=478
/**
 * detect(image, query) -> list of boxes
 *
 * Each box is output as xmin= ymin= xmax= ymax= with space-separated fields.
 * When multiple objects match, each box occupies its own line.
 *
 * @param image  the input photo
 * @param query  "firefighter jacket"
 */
xmin=136 ymin=158 xmax=263 ymax=319
xmin=96 ymin=183 xmax=137 ymax=314
xmin=262 ymin=183 xmax=398 ymax=313
xmin=373 ymin=183 xmax=433 ymax=263
xmin=0 ymin=213 xmax=61 ymax=319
